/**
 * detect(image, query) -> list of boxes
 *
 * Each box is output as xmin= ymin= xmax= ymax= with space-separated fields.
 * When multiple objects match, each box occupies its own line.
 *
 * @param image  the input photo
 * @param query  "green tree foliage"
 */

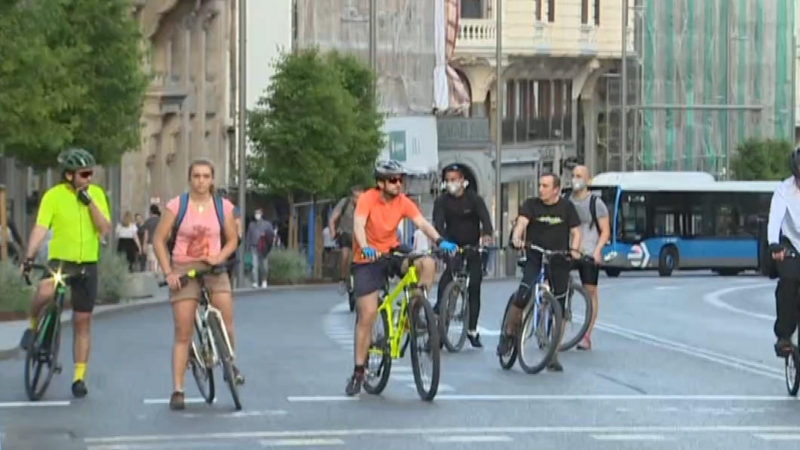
xmin=730 ymin=138 xmax=793 ymax=180
xmin=248 ymin=48 xmax=384 ymax=198
xmin=0 ymin=0 xmax=148 ymax=169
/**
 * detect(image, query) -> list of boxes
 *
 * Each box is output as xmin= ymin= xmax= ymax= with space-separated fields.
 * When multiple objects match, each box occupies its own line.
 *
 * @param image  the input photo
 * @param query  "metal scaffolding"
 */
xmin=599 ymin=0 xmax=795 ymax=177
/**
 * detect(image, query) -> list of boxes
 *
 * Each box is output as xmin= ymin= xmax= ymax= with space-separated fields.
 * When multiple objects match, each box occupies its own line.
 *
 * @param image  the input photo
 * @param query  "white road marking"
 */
xmin=425 ymin=435 xmax=513 ymax=443
xmin=476 ymin=326 xmax=501 ymax=337
xmin=260 ymin=438 xmax=344 ymax=447
xmin=753 ymin=434 xmax=800 ymax=440
xmin=83 ymin=426 xmax=800 ymax=445
xmin=592 ymin=434 xmax=669 ymax=441
xmin=142 ymin=398 xmax=212 ymax=405
xmin=392 ymin=366 xmax=412 ymax=372
xmin=181 ymin=410 xmax=287 ymax=418
xmin=703 ymin=283 xmax=774 ymax=321
xmin=654 ymin=286 xmax=678 ymax=291
xmin=592 ymin=321 xmax=784 ymax=380
xmin=0 ymin=400 xmax=71 ymax=408
xmin=286 ymin=394 xmax=797 ymax=402
xmin=405 ymin=384 xmax=455 ymax=392
xmin=88 ymin=444 xmax=220 ymax=450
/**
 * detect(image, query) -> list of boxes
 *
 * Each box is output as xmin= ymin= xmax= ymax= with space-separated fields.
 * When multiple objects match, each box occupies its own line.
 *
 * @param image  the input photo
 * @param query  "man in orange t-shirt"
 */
xmin=345 ymin=160 xmax=457 ymax=396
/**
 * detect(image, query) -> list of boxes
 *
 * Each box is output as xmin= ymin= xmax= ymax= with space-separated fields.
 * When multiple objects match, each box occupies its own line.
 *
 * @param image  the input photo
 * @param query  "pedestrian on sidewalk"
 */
xmin=246 ymin=208 xmax=273 ymax=288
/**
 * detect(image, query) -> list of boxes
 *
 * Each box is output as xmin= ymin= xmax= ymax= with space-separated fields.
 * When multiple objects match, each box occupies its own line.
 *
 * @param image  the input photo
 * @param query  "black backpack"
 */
xmin=588 ymin=195 xmax=600 ymax=231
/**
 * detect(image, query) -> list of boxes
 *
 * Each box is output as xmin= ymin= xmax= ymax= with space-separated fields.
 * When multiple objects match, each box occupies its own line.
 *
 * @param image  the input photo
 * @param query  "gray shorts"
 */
xmin=352 ymin=259 xmax=402 ymax=298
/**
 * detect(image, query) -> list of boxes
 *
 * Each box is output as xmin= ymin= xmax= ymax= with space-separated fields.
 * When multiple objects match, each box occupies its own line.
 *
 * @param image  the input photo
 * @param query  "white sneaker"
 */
xmin=251 ymin=282 xmax=259 ymax=288
xmin=260 ymin=281 xmax=268 ymax=288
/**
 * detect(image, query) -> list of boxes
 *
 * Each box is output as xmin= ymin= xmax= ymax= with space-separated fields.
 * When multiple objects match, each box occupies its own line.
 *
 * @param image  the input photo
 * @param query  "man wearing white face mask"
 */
xmin=433 ymin=164 xmax=493 ymax=348
xmin=569 ymin=165 xmax=610 ymax=350
xmin=246 ymin=208 xmax=274 ymax=288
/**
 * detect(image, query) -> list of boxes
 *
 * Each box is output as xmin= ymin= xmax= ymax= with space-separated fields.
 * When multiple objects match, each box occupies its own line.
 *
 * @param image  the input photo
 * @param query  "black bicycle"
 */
xmin=438 ymin=245 xmax=486 ymax=352
xmin=347 ymin=261 xmax=356 ymax=312
xmin=22 ymin=263 xmax=86 ymax=401
xmin=159 ymin=265 xmax=243 ymax=410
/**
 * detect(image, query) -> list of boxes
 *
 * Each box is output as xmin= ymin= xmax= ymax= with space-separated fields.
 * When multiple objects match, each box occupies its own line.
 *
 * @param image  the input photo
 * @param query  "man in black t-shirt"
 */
xmin=496 ymin=173 xmax=581 ymax=372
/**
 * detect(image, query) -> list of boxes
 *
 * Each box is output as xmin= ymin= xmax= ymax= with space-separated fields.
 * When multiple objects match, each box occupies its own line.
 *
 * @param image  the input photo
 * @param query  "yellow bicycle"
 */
xmin=361 ymin=250 xmax=443 ymax=401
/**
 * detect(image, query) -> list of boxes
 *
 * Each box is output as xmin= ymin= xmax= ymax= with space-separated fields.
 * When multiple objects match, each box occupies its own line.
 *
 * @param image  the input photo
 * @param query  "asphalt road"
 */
xmin=1 ymin=272 xmax=799 ymax=450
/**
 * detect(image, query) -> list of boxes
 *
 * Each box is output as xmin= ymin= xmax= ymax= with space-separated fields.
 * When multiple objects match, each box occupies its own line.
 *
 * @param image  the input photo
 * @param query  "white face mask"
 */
xmin=572 ymin=178 xmax=587 ymax=191
xmin=254 ymin=213 xmax=262 ymax=220
xmin=446 ymin=182 xmax=461 ymax=195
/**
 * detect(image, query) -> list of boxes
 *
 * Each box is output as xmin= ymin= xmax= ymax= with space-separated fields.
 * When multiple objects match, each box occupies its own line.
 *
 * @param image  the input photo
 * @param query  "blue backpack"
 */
xmin=166 ymin=193 xmax=226 ymax=255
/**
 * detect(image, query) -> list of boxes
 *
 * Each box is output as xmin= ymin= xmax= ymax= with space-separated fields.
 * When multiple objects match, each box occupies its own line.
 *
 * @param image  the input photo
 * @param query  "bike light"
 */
xmin=51 ymin=268 xmax=64 ymax=286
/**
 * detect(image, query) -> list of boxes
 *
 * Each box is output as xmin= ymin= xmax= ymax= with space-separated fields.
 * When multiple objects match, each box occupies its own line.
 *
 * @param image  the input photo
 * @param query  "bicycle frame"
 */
xmin=377 ymin=265 xmax=420 ymax=359
xmin=193 ymin=286 xmax=236 ymax=367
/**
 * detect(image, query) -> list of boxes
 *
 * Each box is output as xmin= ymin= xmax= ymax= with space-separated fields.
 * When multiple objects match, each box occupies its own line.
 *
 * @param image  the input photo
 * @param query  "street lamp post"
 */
xmin=494 ymin=0 xmax=503 ymax=275
xmin=620 ymin=0 xmax=629 ymax=172
xmin=236 ymin=0 xmax=247 ymax=287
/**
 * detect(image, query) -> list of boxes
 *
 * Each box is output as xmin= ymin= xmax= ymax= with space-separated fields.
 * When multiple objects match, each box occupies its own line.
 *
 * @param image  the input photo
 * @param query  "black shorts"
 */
xmin=352 ymin=259 xmax=403 ymax=298
xmin=573 ymin=259 xmax=600 ymax=285
xmin=43 ymin=260 xmax=99 ymax=313
xmin=337 ymin=232 xmax=353 ymax=249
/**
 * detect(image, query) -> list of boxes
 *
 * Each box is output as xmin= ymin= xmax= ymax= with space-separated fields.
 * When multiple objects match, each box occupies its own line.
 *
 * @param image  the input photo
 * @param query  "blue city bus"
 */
xmin=584 ymin=172 xmax=778 ymax=277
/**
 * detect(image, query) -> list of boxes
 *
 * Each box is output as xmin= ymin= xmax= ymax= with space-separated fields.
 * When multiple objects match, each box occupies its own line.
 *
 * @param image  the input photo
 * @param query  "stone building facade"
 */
xmin=124 ymin=0 xmax=237 ymax=213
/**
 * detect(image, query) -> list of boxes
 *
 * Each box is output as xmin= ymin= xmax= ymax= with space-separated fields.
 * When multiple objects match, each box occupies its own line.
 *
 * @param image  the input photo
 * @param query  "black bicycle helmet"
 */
xmin=57 ymin=148 xmax=96 ymax=172
xmin=791 ymin=147 xmax=800 ymax=178
xmin=374 ymin=160 xmax=406 ymax=179
xmin=441 ymin=163 xmax=464 ymax=178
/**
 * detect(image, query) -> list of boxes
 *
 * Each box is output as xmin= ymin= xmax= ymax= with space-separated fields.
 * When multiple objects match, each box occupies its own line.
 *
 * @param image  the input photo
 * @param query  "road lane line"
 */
xmin=260 ymin=438 xmax=344 ymax=447
xmin=286 ymin=394 xmax=796 ymax=402
xmin=405 ymin=384 xmax=455 ymax=392
xmin=592 ymin=434 xmax=669 ymax=441
xmin=0 ymin=401 xmax=71 ymax=408
xmin=592 ymin=321 xmax=784 ymax=380
xmin=425 ymin=435 xmax=513 ymax=443
xmin=753 ymin=434 xmax=800 ymax=440
xmin=142 ymin=398 xmax=212 ymax=405
xmin=83 ymin=426 xmax=800 ymax=444
xmin=703 ymin=283 xmax=774 ymax=321
xmin=180 ymin=410 xmax=287 ymax=418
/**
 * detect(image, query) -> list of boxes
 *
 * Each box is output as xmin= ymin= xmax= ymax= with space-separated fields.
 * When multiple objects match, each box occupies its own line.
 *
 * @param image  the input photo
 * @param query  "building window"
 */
xmin=581 ymin=0 xmax=588 ymax=24
xmin=535 ymin=0 xmax=542 ymax=21
xmin=460 ymin=0 xmax=483 ymax=19
xmin=547 ymin=0 xmax=555 ymax=22
xmin=594 ymin=0 xmax=601 ymax=25
xmin=169 ymin=33 xmax=182 ymax=83
xmin=502 ymin=78 xmax=573 ymax=144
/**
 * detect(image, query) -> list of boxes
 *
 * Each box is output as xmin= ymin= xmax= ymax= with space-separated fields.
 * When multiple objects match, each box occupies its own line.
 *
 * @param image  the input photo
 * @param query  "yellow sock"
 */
xmin=74 ymin=363 xmax=87 ymax=382
xmin=29 ymin=317 xmax=38 ymax=331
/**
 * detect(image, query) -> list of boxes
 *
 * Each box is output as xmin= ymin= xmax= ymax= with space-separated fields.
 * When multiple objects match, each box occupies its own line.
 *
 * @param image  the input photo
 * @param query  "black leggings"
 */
xmin=513 ymin=252 xmax=571 ymax=308
xmin=436 ymin=250 xmax=484 ymax=331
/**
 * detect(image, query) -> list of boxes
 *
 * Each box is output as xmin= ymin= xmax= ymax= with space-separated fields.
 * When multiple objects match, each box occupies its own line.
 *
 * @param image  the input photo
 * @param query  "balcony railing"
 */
xmin=502 ymin=116 xmax=572 ymax=144
xmin=456 ymin=19 xmax=496 ymax=53
xmin=437 ymin=117 xmax=491 ymax=147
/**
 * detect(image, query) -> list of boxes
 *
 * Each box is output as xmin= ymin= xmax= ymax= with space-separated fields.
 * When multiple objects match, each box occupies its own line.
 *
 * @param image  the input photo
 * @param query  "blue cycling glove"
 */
xmin=438 ymin=240 xmax=458 ymax=253
xmin=362 ymin=247 xmax=378 ymax=260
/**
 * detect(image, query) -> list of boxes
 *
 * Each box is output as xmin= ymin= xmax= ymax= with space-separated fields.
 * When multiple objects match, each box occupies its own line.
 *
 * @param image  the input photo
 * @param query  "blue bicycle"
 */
xmin=498 ymin=245 xmax=586 ymax=374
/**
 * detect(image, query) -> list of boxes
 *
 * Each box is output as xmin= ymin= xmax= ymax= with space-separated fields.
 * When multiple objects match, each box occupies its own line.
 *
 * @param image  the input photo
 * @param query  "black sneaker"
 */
xmin=169 ymin=391 xmax=185 ymax=410
xmin=71 ymin=380 xmax=88 ymax=398
xmin=345 ymin=372 xmax=363 ymax=396
xmin=19 ymin=329 xmax=35 ymax=350
xmin=547 ymin=357 xmax=563 ymax=372
xmin=467 ymin=332 xmax=483 ymax=348
xmin=496 ymin=334 xmax=513 ymax=356
xmin=775 ymin=338 xmax=794 ymax=357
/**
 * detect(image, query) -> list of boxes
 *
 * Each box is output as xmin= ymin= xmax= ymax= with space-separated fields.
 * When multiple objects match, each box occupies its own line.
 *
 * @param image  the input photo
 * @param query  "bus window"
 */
xmin=650 ymin=192 xmax=685 ymax=236
xmin=619 ymin=192 xmax=647 ymax=242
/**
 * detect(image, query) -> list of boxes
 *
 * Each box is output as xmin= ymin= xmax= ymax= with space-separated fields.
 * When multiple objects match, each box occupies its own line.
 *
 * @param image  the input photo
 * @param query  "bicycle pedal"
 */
xmin=53 ymin=364 xmax=62 ymax=374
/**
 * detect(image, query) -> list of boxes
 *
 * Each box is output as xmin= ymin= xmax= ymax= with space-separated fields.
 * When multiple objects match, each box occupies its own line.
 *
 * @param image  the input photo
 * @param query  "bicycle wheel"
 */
xmin=189 ymin=322 xmax=215 ymax=404
xmin=785 ymin=346 xmax=800 ymax=396
xmin=517 ymin=290 xmax=563 ymax=375
xmin=207 ymin=314 xmax=242 ymax=410
xmin=559 ymin=282 xmax=592 ymax=352
xmin=498 ymin=294 xmax=519 ymax=370
xmin=363 ymin=309 xmax=392 ymax=395
xmin=439 ymin=281 xmax=469 ymax=353
xmin=408 ymin=295 xmax=440 ymax=401
xmin=24 ymin=305 xmax=62 ymax=401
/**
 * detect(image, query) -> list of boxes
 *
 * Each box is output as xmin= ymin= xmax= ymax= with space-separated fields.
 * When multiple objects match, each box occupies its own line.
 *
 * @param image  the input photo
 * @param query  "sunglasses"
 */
xmin=385 ymin=177 xmax=404 ymax=185
xmin=77 ymin=170 xmax=93 ymax=179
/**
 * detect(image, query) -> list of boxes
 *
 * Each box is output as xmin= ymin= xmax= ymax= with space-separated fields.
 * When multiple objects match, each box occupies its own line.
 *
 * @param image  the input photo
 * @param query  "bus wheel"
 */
xmin=658 ymin=247 xmax=678 ymax=277
xmin=605 ymin=268 xmax=621 ymax=278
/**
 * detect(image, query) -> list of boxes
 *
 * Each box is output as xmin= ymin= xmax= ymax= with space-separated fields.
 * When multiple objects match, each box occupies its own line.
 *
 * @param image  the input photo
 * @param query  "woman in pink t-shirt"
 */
xmin=152 ymin=159 xmax=242 ymax=410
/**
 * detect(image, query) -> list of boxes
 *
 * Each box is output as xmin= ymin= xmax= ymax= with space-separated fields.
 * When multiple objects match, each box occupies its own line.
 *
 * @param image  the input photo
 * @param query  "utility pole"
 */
xmin=620 ymin=0 xmax=629 ymax=172
xmin=494 ymin=0 xmax=503 ymax=273
xmin=236 ymin=0 xmax=247 ymax=287
xmin=368 ymin=0 xmax=377 ymax=96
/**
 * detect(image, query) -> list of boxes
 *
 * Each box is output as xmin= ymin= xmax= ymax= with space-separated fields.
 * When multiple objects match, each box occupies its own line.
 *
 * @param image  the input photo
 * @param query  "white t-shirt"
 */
xmin=116 ymin=223 xmax=138 ymax=239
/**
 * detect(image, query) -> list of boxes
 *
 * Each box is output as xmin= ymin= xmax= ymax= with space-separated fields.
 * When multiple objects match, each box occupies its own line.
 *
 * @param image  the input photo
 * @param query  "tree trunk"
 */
xmin=287 ymin=192 xmax=296 ymax=250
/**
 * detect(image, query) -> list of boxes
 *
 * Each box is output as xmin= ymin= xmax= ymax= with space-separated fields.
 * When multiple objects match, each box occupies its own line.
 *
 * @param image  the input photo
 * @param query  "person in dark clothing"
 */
xmin=433 ymin=164 xmax=493 ymax=348
xmin=497 ymin=173 xmax=581 ymax=372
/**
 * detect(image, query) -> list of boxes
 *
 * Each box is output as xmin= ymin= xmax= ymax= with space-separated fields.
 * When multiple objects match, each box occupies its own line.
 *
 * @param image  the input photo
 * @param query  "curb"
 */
xmin=0 ymin=283 xmax=340 ymax=362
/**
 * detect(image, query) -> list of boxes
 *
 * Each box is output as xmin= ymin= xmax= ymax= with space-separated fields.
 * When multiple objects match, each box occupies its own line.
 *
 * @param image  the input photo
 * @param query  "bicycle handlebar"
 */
xmin=158 ymin=262 xmax=235 ymax=288
xmin=22 ymin=263 xmax=86 ymax=286
xmin=525 ymin=244 xmax=594 ymax=264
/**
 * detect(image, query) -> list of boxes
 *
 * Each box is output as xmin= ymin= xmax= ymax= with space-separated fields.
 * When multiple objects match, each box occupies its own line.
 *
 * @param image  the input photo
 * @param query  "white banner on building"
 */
xmin=380 ymin=116 xmax=439 ymax=175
